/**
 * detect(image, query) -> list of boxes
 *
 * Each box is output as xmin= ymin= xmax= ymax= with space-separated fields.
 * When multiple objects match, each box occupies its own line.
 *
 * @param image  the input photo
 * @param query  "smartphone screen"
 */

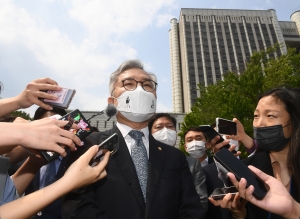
xmin=89 ymin=133 xmax=119 ymax=167
xmin=214 ymin=148 xmax=268 ymax=200
xmin=43 ymin=88 xmax=76 ymax=109
xmin=216 ymin=118 xmax=237 ymax=135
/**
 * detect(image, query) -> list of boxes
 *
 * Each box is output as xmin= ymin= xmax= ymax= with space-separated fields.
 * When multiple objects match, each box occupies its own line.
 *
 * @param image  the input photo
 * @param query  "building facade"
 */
xmin=170 ymin=9 xmax=300 ymax=113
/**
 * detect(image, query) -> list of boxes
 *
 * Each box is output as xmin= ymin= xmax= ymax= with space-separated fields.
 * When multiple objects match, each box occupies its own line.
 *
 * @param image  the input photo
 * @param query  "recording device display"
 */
xmin=216 ymin=118 xmax=237 ymax=135
xmin=42 ymin=88 xmax=76 ymax=109
xmin=39 ymin=109 xmax=92 ymax=163
xmin=209 ymin=186 xmax=238 ymax=200
xmin=214 ymin=148 xmax=268 ymax=200
xmin=198 ymin=125 xmax=231 ymax=150
xmin=89 ymin=133 xmax=119 ymax=167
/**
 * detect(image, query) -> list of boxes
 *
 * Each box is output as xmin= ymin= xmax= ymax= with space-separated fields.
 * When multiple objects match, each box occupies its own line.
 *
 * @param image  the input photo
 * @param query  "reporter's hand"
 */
xmin=15 ymin=78 xmax=62 ymax=110
xmin=209 ymin=193 xmax=247 ymax=219
xmin=64 ymin=145 xmax=110 ymax=190
xmin=225 ymin=118 xmax=254 ymax=151
xmin=210 ymin=135 xmax=231 ymax=153
xmin=20 ymin=118 xmax=81 ymax=157
xmin=228 ymin=166 xmax=300 ymax=219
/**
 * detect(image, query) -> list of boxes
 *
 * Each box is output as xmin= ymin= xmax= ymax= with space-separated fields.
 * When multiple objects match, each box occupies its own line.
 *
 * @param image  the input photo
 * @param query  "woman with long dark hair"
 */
xmin=210 ymin=87 xmax=300 ymax=219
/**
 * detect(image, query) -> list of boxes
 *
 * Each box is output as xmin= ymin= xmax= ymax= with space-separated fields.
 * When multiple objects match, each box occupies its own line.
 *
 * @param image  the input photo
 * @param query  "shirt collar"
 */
xmin=116 ymin=122 xmax=149 ymax=141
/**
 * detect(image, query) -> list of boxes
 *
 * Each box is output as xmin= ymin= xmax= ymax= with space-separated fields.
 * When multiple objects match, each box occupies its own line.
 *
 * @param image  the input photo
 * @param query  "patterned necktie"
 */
xmin=43 ymin=161 xmax=57 ymax=187
xmin=128 ymin=130 xmax=148 ymax=202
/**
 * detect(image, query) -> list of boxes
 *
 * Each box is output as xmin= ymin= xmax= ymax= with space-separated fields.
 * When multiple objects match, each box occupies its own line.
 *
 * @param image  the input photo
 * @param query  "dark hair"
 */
xmin=0 ymin=114 xmax=17 ymax=122
xmin=33 ymin=107 xmax=67 ymax=120
xmin=148 ymin=113 xmax=177 ymax=131
xmin=259 ymin=87 xmax=300 ymax=198
xmin=183 ymin=127 xmax=207 ymax=141
xmin=91 ymin=126 xmax=99 ymax=132
xmin=0 ymin=81 xmax=3 ymax=95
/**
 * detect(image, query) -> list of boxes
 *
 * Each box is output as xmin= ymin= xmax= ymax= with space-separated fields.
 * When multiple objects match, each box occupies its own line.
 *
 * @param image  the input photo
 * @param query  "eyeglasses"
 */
xmin=114 ymin=78 xmax=157 ymax=93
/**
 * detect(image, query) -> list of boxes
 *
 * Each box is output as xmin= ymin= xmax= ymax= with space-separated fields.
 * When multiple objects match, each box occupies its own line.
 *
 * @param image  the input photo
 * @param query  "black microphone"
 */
xmin=87 ymin=104 xmax=117 ymax=122
xmin=105 ymin=104 xmax=118 ymax=121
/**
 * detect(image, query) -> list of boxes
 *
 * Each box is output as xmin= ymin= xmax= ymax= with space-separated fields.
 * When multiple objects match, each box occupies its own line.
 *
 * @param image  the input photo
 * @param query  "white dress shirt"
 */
xmin=116 ymin=122 xmax=150 ymax=158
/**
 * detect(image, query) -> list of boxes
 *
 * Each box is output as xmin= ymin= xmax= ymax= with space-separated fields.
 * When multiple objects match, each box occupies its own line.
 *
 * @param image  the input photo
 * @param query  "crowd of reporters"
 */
xmin=0 ymin=60 xmax=300 ymax=219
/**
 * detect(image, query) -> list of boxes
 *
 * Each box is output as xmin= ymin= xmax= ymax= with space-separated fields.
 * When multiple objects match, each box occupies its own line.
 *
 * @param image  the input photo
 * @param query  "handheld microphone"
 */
xmin=87 ymin=104 xmax=117 ymax=122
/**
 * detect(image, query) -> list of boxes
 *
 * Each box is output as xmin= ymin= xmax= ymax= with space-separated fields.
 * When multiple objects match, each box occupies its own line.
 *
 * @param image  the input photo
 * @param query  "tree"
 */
xmin=11 ymin=110 xmax=33 ymax=121
xmin=179 ymin=46 xmax=300 ymax=157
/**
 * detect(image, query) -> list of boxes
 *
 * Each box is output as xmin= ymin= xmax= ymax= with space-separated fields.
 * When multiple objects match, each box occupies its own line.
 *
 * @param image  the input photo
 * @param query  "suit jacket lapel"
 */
xmin=113 ymin=126 xmax=146 ymax=212
xmin=145 ymin=135 xmax=165 ymax=218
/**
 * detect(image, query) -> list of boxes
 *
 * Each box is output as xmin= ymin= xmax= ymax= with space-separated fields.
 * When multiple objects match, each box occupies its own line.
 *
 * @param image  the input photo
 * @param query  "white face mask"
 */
xmin=114 ymin=86 xmax=156 ymax=122
xmin=186 ymin=140 xmax=206 ymax=159
xmin=152 ymin=127 xmax=177 ymax=146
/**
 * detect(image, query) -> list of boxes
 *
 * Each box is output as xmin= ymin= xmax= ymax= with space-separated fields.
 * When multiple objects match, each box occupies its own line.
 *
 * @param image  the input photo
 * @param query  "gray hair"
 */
xmin=109 ymin=60 xmax=157 ymax=95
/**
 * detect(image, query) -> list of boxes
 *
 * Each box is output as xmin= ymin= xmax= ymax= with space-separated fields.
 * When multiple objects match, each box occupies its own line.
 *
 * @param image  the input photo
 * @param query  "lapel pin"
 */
xmin=158 ymin=147 xmax=162 ymax=151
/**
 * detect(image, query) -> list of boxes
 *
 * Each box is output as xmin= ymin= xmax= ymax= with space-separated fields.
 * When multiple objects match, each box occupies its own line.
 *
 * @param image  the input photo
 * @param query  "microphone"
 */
xmin=87 ymin=104 xmax=117 ymax=122
xmin=105 ymin=104 xmax=118 ymax=121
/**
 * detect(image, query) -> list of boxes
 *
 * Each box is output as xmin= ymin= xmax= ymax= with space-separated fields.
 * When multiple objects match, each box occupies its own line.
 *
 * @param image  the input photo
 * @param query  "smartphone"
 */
xmin=210 ymin=186 xmax=238 ymax=200
xmin=214 ymin=148 xmax=268 ymax=200
xmin=198 ymin=125 xmax=231 ymax=150
xmin=39 ymin=109 xmax=92 ymax=163
xmin=216 ymin=118 xmax=237 ymax=135
xmin=42 ymin=88 xmax=76 ymax=109
xmin=89 ymin=133 xmax=119 ymax=167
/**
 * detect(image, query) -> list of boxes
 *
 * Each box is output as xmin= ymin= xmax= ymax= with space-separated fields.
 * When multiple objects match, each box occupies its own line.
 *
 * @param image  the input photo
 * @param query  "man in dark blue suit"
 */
xmin=62 ymin=60 xmax=202 ymax=219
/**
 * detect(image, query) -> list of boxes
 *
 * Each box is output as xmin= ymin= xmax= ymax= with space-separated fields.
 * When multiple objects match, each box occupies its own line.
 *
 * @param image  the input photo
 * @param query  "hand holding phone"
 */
xmin=39 ymin=109 xmax=92 ymax=163
xmin=214 ymin=148 xmax=268 ymax=200
xmin=42 ymin=88 xmax=76 ymax=109
xmin=216 ymin=118 xmax=237 ymax=135
xmin=210 ymin=186 xmax=238 ymax=200
xmin=89 ymin=133 xmax=119 ymax=167
xmin=198 ymin=125 xmax=231 ymax=150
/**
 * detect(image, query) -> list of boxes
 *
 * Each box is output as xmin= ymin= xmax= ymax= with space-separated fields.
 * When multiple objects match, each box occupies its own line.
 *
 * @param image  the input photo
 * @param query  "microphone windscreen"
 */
xmin=105 ymin=104 xmax=117 ymax=118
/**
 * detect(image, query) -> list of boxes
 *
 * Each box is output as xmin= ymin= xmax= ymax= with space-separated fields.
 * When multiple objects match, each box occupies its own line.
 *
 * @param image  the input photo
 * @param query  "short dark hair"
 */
xmin=148 ymin=113 xmax=177 ymax=131
xmin=0 ymin=81 xmax=3 ymax=95
xmin=91 ymin=126 xmax=99 ymax=132
xmin=183 ymin=127 xmax=207 ymax=141
xmin=0 ymin=114 xmax=17 ymax=122
xmin=33 ymin=107 xmax=67 ymax=120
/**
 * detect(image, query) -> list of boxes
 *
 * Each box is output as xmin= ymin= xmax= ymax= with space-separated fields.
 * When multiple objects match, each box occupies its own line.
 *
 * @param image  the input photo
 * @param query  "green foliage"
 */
xmin=179 ymin=45 xmax=300 ymax=157
xmin=11 ymin=110 xmax=33 ymax=121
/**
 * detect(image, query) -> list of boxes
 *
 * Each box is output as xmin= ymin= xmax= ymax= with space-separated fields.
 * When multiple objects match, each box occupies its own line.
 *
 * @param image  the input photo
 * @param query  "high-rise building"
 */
xmin=169 ymin=9 xmax=300 ymax=113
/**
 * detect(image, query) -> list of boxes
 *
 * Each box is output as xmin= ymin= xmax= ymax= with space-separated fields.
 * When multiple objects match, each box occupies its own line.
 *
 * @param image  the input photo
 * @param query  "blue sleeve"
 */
xmin=0 ymin=176 xmax=17 ymax=206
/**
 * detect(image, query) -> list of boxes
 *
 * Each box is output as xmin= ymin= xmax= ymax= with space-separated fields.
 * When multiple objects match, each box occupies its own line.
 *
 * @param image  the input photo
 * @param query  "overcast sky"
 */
xmin=1 ymin=0 xmax=299 ymax=117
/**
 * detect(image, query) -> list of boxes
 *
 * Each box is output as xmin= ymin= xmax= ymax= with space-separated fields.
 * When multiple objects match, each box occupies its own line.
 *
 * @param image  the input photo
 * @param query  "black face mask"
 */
xmin=253 ymin=124 xmax=290 ymax=152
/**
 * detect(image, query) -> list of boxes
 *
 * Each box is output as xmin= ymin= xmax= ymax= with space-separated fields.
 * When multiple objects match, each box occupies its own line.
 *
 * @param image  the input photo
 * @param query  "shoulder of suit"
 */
xmin=152 ymin=139 xmax=185 ymax=157
xmin=87 ymin=127 xmax=116 ymax=141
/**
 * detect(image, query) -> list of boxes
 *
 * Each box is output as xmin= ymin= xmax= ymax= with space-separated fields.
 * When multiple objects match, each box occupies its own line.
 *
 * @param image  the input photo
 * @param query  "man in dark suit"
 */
xmin=62 ymin=60 xmax=201 ymax=219
xmin=148 ymin=113 xmax=207 ymax=216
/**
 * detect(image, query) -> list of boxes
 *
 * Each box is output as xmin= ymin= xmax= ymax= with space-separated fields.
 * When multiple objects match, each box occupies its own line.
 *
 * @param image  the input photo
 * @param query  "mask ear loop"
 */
xmin=283 ymin=122 xmax=292 ymax=128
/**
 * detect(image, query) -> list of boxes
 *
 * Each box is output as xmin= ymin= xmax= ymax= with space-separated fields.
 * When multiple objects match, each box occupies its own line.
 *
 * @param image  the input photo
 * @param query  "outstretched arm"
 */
xmin=0 ymin=118 xmax=81 ymax=157
xmin=225 ymin=118 xmax=254 ymax=150
xmin=0 ymin=146 xmax=110 ymax=219
xmin=0 ymin=78 xmax=61 ymax=117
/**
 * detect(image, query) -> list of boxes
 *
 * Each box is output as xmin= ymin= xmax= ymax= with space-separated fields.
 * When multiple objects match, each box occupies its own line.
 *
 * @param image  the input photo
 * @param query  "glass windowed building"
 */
xmin=169 ymin=9 xmax=300 ymax=113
